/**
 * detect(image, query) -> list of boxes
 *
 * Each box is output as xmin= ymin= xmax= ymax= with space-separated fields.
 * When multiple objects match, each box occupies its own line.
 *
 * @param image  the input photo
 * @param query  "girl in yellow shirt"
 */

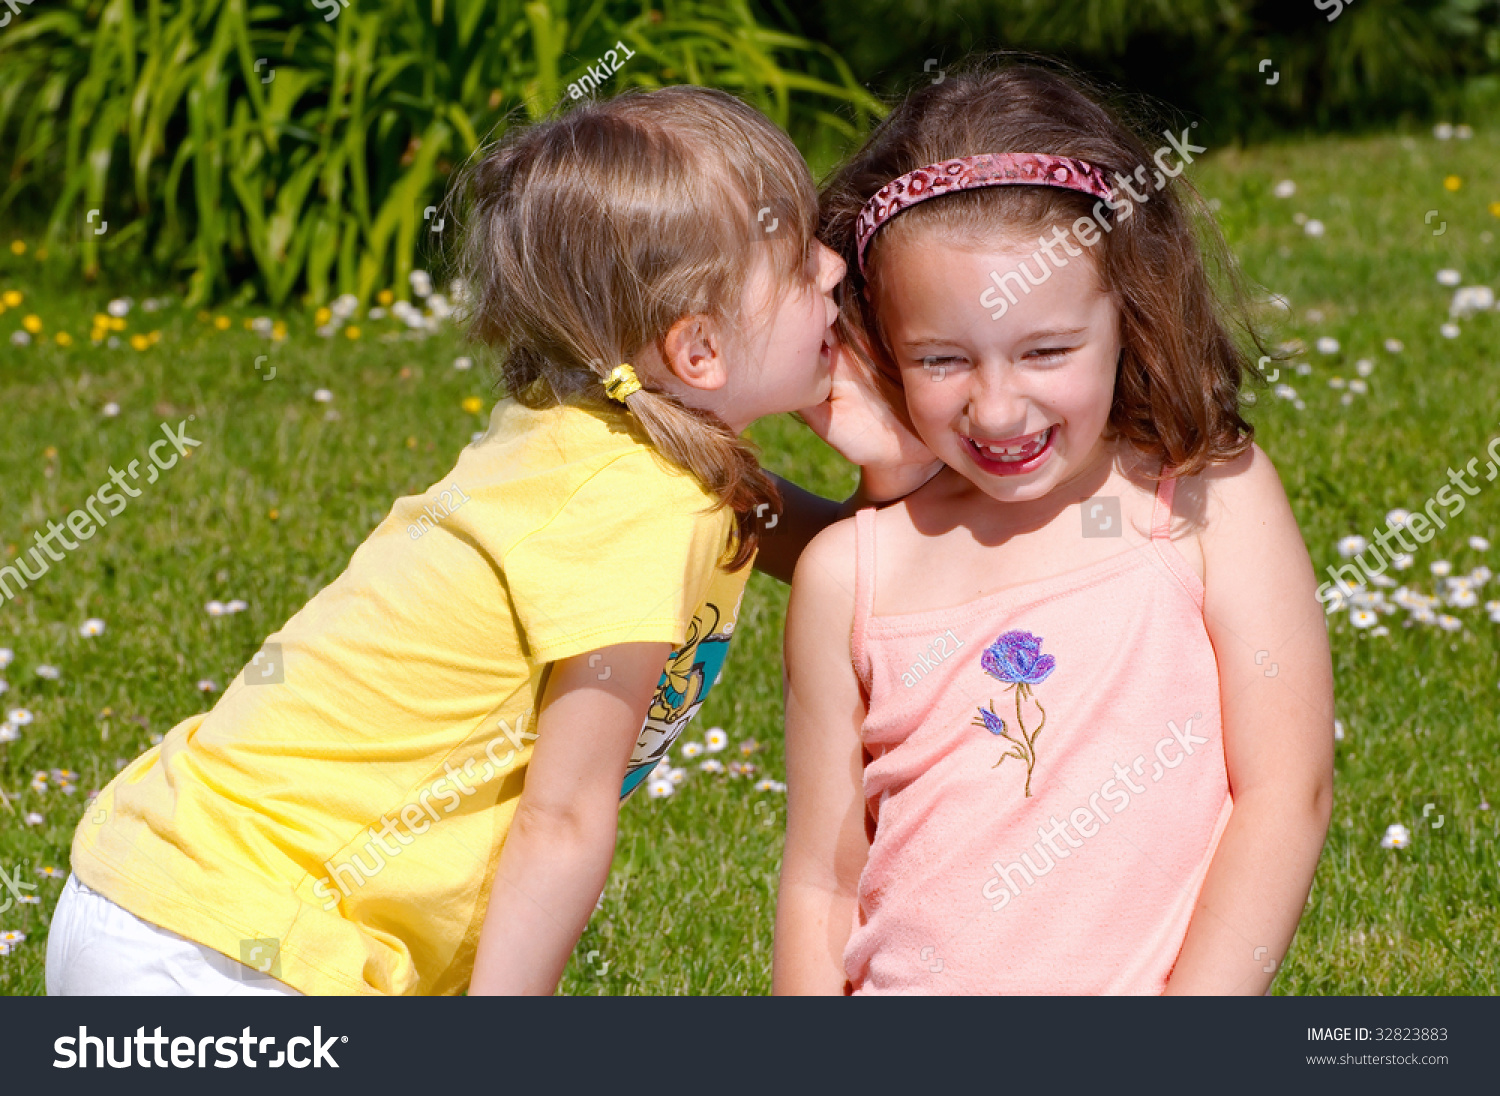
xmin=47 ymin=86 xmax=935 ymax=996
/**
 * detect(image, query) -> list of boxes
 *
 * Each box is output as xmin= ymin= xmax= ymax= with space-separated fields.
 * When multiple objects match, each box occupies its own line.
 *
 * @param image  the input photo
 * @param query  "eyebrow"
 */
xmin=903 ymin=327 xmax=1088 ymax=350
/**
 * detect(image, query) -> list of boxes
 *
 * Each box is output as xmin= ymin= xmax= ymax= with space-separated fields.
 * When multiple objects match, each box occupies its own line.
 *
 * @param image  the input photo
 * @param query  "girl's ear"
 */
xmin=660 ymin=314 xmax=730 ymax=393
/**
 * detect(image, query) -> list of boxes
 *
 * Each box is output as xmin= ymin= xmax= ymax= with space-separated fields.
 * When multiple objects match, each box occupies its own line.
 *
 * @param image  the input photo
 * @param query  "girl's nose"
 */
xmin=816 ymin=242 xmax=847 ymax=296
xmin=966 ymin=368 xmax=1030 ymax=439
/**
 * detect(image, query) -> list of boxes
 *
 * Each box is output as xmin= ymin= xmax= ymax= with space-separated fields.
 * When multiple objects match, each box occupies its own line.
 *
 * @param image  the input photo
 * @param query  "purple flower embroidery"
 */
xmin=979 ymin=630 xmax=1055 ymax=686
xmin=972 ymin=630 xmax=1055 ymax=797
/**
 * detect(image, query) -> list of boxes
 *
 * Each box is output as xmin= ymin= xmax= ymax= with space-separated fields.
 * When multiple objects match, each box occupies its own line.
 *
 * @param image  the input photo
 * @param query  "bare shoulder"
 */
xmin=790 ymin=512 xmax=861 ymax=616
xmin=1188 ymin=442 xmax=1296 ymax=536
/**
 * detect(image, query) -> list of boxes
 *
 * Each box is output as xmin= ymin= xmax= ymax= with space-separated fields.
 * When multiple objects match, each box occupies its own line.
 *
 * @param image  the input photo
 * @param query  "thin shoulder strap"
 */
xmin=1148 ymin=470 xmax=1205 ymax=604
xmin=850 ymin=507 xmax=878 ymax=694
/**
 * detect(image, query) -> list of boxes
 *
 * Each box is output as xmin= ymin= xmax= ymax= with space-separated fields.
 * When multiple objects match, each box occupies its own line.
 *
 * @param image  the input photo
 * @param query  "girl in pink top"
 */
xmin=774 ymin=61 xmax=1335 ymax=995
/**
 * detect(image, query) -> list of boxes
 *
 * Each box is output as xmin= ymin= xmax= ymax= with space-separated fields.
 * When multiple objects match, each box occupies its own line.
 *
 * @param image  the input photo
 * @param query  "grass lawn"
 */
xmin=1 ymin=123 xmax=1498 ymax=996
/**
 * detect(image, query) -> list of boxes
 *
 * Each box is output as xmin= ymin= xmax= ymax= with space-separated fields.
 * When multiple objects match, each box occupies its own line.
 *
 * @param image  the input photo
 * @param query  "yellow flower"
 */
xmin=271 ymin=320 xmax=287 ymax=340
xmin=22 ymin=314 xmax=42 ymax=334
xmin=94 ymin=312 xmax=110 ymax=326
xmin=344 ymin=325 xmax=361 ymax=339
xmin=54 ymin=332 xmax=73 ymax=347
xmin=34 ymin=247 xmax=47 ymax=261
xmin=109 ymin=316 xmax=126 ymax=331
xmin=129 ymin=334 xmax=150 ymax=351
xmin=44 ymin=446 xmax=57 ymax=459
xmin=9 ymin=240 xmax=25 ymax=255
xmin=243 ymin=317 xmax=255 ymax=329
xmin=314 ymin=307 xmax=332 ymax=325
xmin=214 ymin=315 xmax=230 ymax=330
xmin=149 ymin=330 xmax=161 ymax=344
xmin=268 ymin=508 xmax=279 ymax=520
xmin=1491 ymin=201 xmax=1500 ymax=218
xmin=1444 ymin=175 xmax=1462 ymax=191
xmin=462 ymin=396 xmax=484 ymax=414
xmin=406 ymin=436 xmax=418 ymax=449
xmin=377 ymin=289 xmax=394 ymax=306
xmin=2 ymin=290 xmax=21 ymax=307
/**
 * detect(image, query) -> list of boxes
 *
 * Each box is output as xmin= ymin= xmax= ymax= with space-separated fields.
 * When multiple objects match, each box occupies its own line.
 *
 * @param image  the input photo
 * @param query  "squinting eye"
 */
xmin=1028 ymin=347 xmax=1073 ymax=360
xmin=920 ymin=355 xmax=962 ymax=380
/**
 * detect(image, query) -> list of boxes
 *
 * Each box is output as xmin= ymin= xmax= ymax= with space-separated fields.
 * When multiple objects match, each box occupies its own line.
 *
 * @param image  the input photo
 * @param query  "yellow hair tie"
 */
xmin=603 ymin=363 xmax=642 ymax=403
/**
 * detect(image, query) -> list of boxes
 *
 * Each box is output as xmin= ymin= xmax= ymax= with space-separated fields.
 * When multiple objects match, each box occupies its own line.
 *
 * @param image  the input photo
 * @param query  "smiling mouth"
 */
xmin=965 ymin=426 xmax=1054 ymax=466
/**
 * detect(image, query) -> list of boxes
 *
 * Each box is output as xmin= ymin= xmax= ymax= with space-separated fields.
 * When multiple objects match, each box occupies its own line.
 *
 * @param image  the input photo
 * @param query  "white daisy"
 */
xmin=1431 ymin=560 xmax=1452 ymax=577
xmin=647 ymin=776 xmax=674 ymax=799
xmin=1333 ymin=720 xmax=1345 ymax=741
xmin=680 ymin=742 xmax=704 ymax=759
xmin=666 ymin=767 xmax=687 ymax=786
xmin=1348 ymin=379 xmax=1367 ymax=394
xmin=102 ymin=402 xmax=120 ymax=417
xmin=79 ymin=618 xmax=106 ymax=637
xmin=35 ymin=665 xmax=59 ymax=681
xmin=1350 ymin=609 xmax=1378 ymax=628
xmin=1380 ymin=823 xmax=1411 ymax=849
xmin=755 ymin=778 xmax=786 ymax=793
xmin=1392 ymin=553 xmax=1414 ymax=570
xmin=106 ymin=297 xmax=131 ymax=317
xmin=225 ymin=599 xmax=248 ymax=614
xmin=1295 ymin=361 xmax=1312 ymax=375
xmin=1371 ymin=574 xmax=1396 ymax=588
xmin=1450 ymin=286 xmax=1494 ymax=318
xmin=0 ymin=648 xmax=10 ymax=670
xmin=205 ymin=600 xmax=226 ymax=616
xmin=1337 ymin=535 xmax=1368 ymax=558
xmin=1440 ymin=323 xmax=1461 ymax=339
xmin=1370 ymin=625 xmax=1389 ymax=637
xmin=704 ymin=728 xmax=728 ymax=752
xmin=1274 ymin=383 xmax=1298 ymax=401
xmin=330 ymin=293 xmax=359 ymax=320
xmin=453 ymin=356 xmax=473 ymax=371
xmin=1383 ymin=338 xmax=1403 ymax=353
xmin=0 ymin=724 xmax=18 ymax=744
xmin=698 ymin=759 xmax=725 ymax=774
xmin=23 ymin=812 xmax=43 ymax=826
xmin=196 ymin=679 xmax=218 ymax=693
xmin=1355 ymin=359 xmax=1374 ymax=377
xmin=1433 ymin=122 xmax=1454 ymax=140
xmin=1438 ymin=614 xmax=1463 ymax=631
xmin=1470 ymin=536 xmax=1490 ymax=552
xmin=409 ymin=270 xmax=433 ymax=298
xmin=1303 ymin=219 xmax=1325 ymax=237
xmin=1316 ymin=337 xmax=1340 ymax=355
xmin=313 ymin=388 xmax=334 ymax=403
xmin=7 ymin=708 xmax=33 ymax=725
xmin=1273 ymin=180 xmax=1296 ymax=198
xmin=1470 ymin=566 xmax=1491 ymax=584
xmin=1436 ymin=268 xmax=1462 ymax=286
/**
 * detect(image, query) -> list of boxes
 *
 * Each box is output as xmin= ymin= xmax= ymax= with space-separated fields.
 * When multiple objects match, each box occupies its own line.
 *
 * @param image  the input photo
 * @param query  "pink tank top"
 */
xmin=846 ymin=475 xmax=1233 ymax=995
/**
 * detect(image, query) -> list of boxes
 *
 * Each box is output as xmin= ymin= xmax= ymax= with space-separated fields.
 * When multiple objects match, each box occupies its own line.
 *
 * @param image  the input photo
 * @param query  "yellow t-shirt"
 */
xmin=70 ymin=398 xmax=752 ymax=995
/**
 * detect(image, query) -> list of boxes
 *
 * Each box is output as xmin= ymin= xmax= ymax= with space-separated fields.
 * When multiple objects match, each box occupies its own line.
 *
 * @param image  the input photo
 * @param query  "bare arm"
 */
xmin=772 ymin=520 xmax=871 ymax=994
xmin=1163 ymin=445 xmax=1335 ymax=994
xmin=468 ymin=640 xmax=671 ymax=995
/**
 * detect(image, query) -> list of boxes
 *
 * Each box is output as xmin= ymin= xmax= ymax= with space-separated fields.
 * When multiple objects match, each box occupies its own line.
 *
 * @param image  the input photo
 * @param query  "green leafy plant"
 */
xmin=0 ymin=0 xmax=881 ymax=306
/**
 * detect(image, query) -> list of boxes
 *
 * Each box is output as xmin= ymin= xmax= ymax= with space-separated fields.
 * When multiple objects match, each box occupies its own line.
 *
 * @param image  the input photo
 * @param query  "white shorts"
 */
xmin=45 ymin=874 xmax=303 ymax=996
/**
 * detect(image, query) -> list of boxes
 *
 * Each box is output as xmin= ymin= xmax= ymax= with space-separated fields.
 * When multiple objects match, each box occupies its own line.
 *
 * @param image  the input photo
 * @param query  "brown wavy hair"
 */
xmin=820 ymin=57 xmax=1266 ymax=479
xmin=452 ymin=86 xmax=820 ymax=569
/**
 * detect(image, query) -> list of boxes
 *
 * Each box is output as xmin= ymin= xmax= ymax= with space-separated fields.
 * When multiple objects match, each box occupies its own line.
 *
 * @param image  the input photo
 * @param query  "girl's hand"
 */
xmin=468 ymin=641 xmax=670 ymax=996
xmin=798 ymin=339 xmax=941 ymax=500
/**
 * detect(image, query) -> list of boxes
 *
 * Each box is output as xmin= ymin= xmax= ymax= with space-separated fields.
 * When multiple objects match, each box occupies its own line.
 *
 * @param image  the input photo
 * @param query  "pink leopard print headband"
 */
xmin=854 ymin=152 xmax=1116 ymax=275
